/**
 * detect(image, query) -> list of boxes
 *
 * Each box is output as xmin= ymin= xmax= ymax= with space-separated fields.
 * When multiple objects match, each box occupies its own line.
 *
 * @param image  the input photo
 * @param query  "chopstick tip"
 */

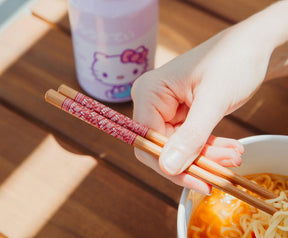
xmin=57 ymin=84 xmax=66 ymax=92
xmin=58 ymin=84 xmax=78 ymax=99
xmin=45 ymin=89 xmax=56 ymax=101
xmin=45 ymin=89 xmax=65 ymax=109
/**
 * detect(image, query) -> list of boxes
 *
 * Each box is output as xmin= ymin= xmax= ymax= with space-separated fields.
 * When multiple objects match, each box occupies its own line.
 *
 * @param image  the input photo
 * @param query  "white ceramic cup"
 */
xmin=177 ymin=135 xmax=288 ymax=238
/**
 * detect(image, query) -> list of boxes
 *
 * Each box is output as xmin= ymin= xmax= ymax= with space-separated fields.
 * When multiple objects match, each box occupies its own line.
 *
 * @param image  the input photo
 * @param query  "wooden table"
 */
xmin=0 ymin=0 xmax=287 ymax=237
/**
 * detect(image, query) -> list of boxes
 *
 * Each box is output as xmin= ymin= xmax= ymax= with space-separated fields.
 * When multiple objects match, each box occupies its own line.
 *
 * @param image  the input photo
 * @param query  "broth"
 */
xmin=188 ymin=173 xmax=288 ymax=238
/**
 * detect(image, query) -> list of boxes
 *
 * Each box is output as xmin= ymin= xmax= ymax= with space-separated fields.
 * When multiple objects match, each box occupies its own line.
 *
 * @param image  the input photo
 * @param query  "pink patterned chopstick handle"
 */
xmin=62 ymin=98 xmax=137 ymax=145
xmin=74 ymin=92 xmax=149 ymax=137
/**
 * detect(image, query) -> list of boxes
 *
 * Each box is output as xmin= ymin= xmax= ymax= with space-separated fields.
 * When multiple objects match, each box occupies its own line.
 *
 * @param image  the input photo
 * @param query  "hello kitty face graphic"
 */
xmin=91 ymin=46 xmax=148 ymax=86
xmin=91 ymin=46 xmax=148 ymax=100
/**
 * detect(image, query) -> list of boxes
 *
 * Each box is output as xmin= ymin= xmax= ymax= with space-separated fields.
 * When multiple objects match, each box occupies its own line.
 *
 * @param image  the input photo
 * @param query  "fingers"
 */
xmin=159 ymin=93 xmax=225 ymax=175
xmin=131 ymin=78 xmax=166 ymax=134
xmin=134 ymin=138 xmax=242 ymax=194
xmin=207 ymin=135 xmax=244 ymax=154
xmin=201 ymin=145 xmax=242 ymax=167
xmin=131 ymin=72 xmax=178 ymax=135
xmin=132 ymin=69 xmax=243 ymax=192
xmin=204 ymin=135 xmax=244 ymax=167
xmin=134 ymin=148 xmax=212 ymax=195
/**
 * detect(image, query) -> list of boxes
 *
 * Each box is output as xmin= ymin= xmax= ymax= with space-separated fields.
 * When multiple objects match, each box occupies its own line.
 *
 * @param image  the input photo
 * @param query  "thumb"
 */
xmin=159 ymin=94 xmax=224 ymax=175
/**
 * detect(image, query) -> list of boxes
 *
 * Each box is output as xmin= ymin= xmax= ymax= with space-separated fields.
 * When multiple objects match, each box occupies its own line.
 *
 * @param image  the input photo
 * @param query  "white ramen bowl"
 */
xmin=177 ymin=135 xmax=288 ymax=238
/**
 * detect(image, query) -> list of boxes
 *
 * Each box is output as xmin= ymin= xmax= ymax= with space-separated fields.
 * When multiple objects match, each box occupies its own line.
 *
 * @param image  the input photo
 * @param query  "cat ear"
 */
xmin=94 ymin=52 xmax=108 ymax=60
xmin=135 ymin=46 xmax=148 ymax=53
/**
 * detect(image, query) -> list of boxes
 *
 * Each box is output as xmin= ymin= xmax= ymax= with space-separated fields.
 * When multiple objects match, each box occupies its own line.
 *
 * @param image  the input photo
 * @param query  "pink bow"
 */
xmin=121 ymin=47 xmax=148 ymax=64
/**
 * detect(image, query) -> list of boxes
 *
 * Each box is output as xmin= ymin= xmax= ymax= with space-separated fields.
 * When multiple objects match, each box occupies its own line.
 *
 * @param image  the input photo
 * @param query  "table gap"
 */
xmin=179 ymin=0 xmax=236 ymax=24
xmin=32 ymin=11 xmax=71 ymax=36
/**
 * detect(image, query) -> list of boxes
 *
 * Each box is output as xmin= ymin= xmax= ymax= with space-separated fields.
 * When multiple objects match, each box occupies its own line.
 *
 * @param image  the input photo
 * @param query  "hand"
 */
xmin=132 ymin=1 xmax=288 ymax=194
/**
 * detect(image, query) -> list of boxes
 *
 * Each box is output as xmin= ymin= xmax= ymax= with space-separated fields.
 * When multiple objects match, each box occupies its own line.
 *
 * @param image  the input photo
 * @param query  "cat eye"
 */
xmin=133 ymin=69 xmax=138 ymax=75
xmin=102 ymin=72 xmax=108 ymax=78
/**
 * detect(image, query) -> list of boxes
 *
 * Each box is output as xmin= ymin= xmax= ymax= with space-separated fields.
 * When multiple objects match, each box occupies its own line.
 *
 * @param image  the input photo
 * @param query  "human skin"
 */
xmin=132 ymin=0 xmax=288 ymax=194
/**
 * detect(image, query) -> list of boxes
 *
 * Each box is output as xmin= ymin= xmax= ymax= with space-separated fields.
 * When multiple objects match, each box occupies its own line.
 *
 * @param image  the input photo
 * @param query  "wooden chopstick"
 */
xmin=45 ymin=89 xmax=278 ymax=215
xmin=58 ymin=84 xmax=167 ymax=146
xmin=58 ymin=84 xmax=277 ymax=200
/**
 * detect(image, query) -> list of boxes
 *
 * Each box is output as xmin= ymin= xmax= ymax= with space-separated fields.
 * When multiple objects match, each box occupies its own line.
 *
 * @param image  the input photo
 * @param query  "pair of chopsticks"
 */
xmin=45 ymin=84 xmax=278 ymax=215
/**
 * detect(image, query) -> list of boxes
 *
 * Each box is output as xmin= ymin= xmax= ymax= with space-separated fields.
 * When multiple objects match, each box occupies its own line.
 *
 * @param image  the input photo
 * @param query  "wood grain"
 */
xmin=32 ymin=0 xmax=70 ymax=33
xmin=232 ymin=78 xmax=288 ymax=134
xmin=0 ymin=105 xmax=177 ymax=238
xmin=183 ymin=0 xmax=276 ymax=23
xmin=0 ymin=10 xmax=257 ymax=204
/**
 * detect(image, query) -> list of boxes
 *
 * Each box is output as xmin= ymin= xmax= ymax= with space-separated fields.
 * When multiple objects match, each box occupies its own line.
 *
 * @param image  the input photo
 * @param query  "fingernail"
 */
xmin=220 ymin=159 xmax=233 ymax=167
xmin=162 ymin=149 xmax=186 ymax=174
xmin=192 ymin=187 xmax=211 ymax=196
xmin=235 ymin=144 xmax=244 ymax=154
xmin=232 ymin=157 xmax=242 ymax=166
xmin=220 ymin=158 xmax=241 ymax=167
xmin=232 ymin=149 xmax=242 ymax=166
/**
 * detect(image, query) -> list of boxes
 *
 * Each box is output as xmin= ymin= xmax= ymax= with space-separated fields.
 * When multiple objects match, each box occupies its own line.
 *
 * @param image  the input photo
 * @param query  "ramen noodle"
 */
xmin=188 ymin=173 xmax=288 ymax=238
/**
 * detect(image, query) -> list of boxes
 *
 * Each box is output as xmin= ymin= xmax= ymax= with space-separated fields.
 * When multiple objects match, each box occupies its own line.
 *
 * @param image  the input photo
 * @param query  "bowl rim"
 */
xmin=238 ymin=134 xmax=288 ymax=145
xmin=177 ymin=134 xmax=288 ymax=238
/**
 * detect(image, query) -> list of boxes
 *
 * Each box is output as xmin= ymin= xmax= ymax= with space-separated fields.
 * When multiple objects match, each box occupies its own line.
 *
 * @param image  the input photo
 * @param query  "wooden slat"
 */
xmin=183 ymin=0 xmax=276 ymax=23
xmin=161 ymin=0 xmax=228 ymax=46
xmin=0 ymin=105 xmax=177 ymax=238
xmin=32 ymin=0 xmax=70 ymax=32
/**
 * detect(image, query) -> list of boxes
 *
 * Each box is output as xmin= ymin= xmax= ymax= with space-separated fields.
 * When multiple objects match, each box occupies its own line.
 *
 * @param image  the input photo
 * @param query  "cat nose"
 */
xmin=117 ymin=75 xmax=124 ymax=80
